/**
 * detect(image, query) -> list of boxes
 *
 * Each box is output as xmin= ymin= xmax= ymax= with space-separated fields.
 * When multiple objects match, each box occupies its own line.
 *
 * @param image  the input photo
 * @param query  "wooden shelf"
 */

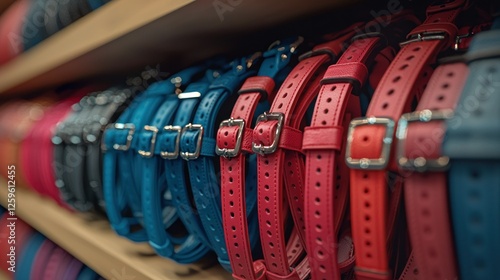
xmin=0 ymin=0 xmax=353 ymax=96
xmin=0 ymin=270 xmax=8 ymax=280
xmin=0 ymin=185 xmax=232 ymax=280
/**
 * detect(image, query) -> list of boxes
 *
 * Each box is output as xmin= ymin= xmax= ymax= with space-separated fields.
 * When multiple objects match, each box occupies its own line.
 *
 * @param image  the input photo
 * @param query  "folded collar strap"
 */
xmin=395 ymin=62 xmax=468 ymax=280
xmin=159 ymin=69 xmax=233 ymax=267
xmin=16 ymin=232 xmax=46 ymax=280
xmin=180 ymin=58 xmax=257 ymax=271
xmin=42 ymin=246 xmax=73 ymax=280
xmin=53 ymin=95 xmax=96 ymax=212
xmin=345 ymin=1 xmax=466 ymax=279
xmin=53 ymin=89 xmax=132 ymax=214
xmin=22 ymin=92 xmax=85 ymax=207
xmin=216 ymin=38 xmax=300 ymax=279
xmin=251 ymin=28 xmax=360 ymax=280
xmin=303 ymin=34 xmax=389 ymax=280
xmin=31 ymin=239 xmax=57 ymax=279
xmin=443 ymin=18 xmax=500 ymax=280
xmin=84 ymin=89 xmax=132 ymax=213
xmin=60 ymin=255 xmax=84 ymax=279
xmin=102 ymin=65 xmax=204 ymax=242
xmin=139 ymin=79 xmax=213 ymax=263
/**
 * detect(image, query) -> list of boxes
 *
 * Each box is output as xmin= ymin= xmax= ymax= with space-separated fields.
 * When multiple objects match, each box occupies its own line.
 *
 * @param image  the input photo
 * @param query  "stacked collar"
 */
xmin=216 ymin=37 xmax=302 ymax=279
xmin=345 ymin=1 xmax=473 ymax=279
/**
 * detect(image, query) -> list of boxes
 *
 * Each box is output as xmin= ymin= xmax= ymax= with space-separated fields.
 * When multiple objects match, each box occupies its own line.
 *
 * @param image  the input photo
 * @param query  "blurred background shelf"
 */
xmin=0 ymin=1 xmax=16 ymax=16
xmin=0 ymin=185 xmax=232 ymax=280
xmin=0 ymin=0 xmax=355 ymax=97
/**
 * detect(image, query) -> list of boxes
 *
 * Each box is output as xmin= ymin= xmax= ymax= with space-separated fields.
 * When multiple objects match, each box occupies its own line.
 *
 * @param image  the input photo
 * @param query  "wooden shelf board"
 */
xmin=0 ymin=270 xmax=8 ymax=280
xmin=0 ymin=185 xmax=231 ymax=280
xmin=0 ymin=0 xmax=352 ymax=96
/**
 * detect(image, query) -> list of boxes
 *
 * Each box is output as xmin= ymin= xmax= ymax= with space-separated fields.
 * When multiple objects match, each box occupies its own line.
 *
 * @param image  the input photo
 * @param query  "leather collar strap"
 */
xmin=31 ymin=239 xmax=57 ymax=278
xmin=53 ymin=88 xmax=131 ymax=213
xmin=87 ymin=0 xmax=110 ymax=10
xmin=125 ymin=78 xmax=188 ymax=233
xmin=443 ymin=19 xmax=500 ymax=280
xmin=22 ymin=0 xmax=49 ymax=50
xmin=179 ymin=57 xmax=257 ymax=271
xmin=216 ymin=38 xmax=300 ymax=279
xmin=102 ymin=66 xmax=204 ymax=242
xmin=395 ymin=62 xmax=468 ymax=280
xmin=61 ymin=257 xmax=84 ymax=280
xmin=159 ymin=68 xmax=232 ymax=267
xmin=43 ymin=98 xmax=83 ymax=205
xmin=251 ymin=28 xmax=359 ymax=280
xmin=83 ymin=88 xmax=132 ymax=213
xmin=42 ymin=246 xmax=73 ymax=280
xmin=16 ymin=232 xmax=46 ymax=280
xmin=65 ymin=94 xmax=109 ymax=212
xmin=53 ymin=95 xmax=96 ymax=211
xmin=21 ymin=92 xmax=86 ymax=206
xmin=345 ymin=2 xmax=466 ymax=279
xmin=303 ymin=34 xmax=392 ymax=279
xmin=139 ymin=77 xmax=214 ymax=263
xmin=44 ymin=0 xmax=71 ymax=36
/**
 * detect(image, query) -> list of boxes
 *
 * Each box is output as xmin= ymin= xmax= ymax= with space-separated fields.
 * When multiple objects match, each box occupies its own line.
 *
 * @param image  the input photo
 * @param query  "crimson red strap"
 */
xmin=20 ymin=90 xmax=87 ymax=207
xmin=400 ymin=63 xmax=468 ymax=280
xmin=346 ymin=1 xmax=465 ymax=279
xmin=303 ymin=36 xmax=383 ymax=280
xmin=252 ymin=29 xmax=358 ymax=279
xmin=218 ymin=76 xmax=274 ymax=280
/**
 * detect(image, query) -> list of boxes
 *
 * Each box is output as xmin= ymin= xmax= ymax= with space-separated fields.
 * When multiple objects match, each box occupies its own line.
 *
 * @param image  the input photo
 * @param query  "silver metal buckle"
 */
xmin=160 ymin=125 xmax=182 ymax=159
xmin=215 ymin=118 xmax=245 ymax=158
xmin=101 ymin=123 xmax=135 ymax=151
xmin=396 ymin=109 xmax=453 ymax=172
xmin=180 ymin=123 xmax=204 ymax=161
xmin=138 ymin=125 xmax=159 ymax=158
xmin=400 ymin=31 xmax=447 ymax=47
xmin=345 ymin=117 xmax=395 ymax=170
xmin=252 ymin=112 xmax=284 ymax=155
